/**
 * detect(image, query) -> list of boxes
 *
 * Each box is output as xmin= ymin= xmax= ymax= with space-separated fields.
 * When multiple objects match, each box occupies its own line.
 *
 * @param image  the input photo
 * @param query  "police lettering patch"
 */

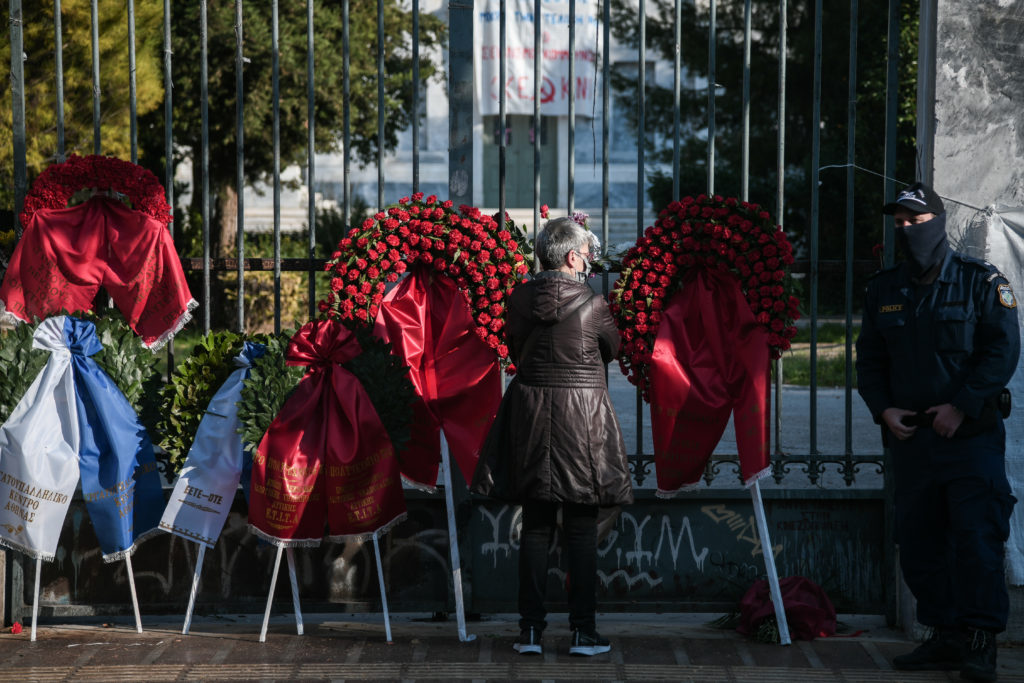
xmin=879 ymin=304 xmax=904 ymax=313
xmin=998 ymin=283 xmax=1017 ymax=309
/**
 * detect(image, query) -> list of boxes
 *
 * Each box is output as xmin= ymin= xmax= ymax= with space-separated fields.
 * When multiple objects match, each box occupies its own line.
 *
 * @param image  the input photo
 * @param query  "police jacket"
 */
xmin=855 ymin=248 xmax=1020 ymax=423
xmin=471 ymin=271 xmax=633 ymax=506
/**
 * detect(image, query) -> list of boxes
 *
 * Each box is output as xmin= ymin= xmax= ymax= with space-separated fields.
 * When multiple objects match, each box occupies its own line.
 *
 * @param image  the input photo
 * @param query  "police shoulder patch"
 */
xmin=998 ymin=283 xmax=1017 ymax=309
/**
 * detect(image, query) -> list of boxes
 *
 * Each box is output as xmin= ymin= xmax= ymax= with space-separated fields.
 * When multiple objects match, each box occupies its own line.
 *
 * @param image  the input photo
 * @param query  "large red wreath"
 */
xmin=610 ymin=194 xmax=801 ymax=399
xmin=319 ymin=193 xmax=531 ymax=367
xmin=20 ymin=154 xmax=172 ymax=228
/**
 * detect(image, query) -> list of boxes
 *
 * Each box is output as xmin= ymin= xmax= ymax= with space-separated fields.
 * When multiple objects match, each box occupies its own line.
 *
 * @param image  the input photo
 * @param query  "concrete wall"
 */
xmin=933 ymin=0 xmax=1024 ymax=642
xmin=933 ymin=1 xmax=1024 ymax=233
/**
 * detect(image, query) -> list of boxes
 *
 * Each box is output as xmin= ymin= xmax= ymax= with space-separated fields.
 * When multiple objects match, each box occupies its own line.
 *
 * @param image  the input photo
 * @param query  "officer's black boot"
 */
xmin=892 ymin=626 xmax=965 ymax=671
xmin=960 ymin=629 xmax=998 ymax=682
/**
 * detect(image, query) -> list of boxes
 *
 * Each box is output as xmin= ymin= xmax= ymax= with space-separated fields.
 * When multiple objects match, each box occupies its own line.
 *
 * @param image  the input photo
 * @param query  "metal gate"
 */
xmin=2 ymin=0 xmax=926 ymax=624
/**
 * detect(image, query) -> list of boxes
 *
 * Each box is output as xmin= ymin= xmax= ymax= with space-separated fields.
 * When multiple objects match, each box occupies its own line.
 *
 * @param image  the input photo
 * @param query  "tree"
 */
xmin=0 ymin=0 xmax=165 ymax=210
xmin=608 ymin=0 xmax=918 ymax=280
xmin=137 ymin=1 xmax=446 ymax=259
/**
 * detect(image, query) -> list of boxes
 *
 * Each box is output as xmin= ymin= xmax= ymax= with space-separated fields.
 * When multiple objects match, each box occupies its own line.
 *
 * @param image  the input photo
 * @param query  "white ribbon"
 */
xmin=0 ymin=317 xmax=80 ymax=561
xmin=159 ymin=349 xmax=253 ymax=548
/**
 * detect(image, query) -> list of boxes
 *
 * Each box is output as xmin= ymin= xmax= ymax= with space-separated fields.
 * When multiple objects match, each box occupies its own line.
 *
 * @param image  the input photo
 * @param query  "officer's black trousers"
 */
xmin=892 ymin=421 xmax=1017 ymax=632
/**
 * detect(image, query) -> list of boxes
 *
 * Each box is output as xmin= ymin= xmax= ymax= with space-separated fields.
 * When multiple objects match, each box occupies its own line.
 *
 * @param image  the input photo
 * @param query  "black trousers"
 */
xmin=518 ymin=500 xmax=598 ymax=634
xmin=892 ymin=423 xmax=1016 ymax=632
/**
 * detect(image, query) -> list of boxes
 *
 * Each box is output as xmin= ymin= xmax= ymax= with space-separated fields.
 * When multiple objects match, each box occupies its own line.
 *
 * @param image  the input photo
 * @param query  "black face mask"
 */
xmin=896 ymin=212 xmax=948 ymax=278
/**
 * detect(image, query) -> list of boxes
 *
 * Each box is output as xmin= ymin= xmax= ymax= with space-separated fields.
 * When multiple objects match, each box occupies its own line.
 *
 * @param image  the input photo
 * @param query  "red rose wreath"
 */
xmin=320 ymin=193 xmax=531 ymax=367
xmin=19 ymin=154 xmax=173 ymax=227
xmin=610 ymin=194 xmax=800 ymax=398
xmin=319 ymin=193 xmax=532 ymax=490
xmin=1 ymin=155 xmax=192 ymax=349
xmin=609 ymin=194 xmax=801 ymax=494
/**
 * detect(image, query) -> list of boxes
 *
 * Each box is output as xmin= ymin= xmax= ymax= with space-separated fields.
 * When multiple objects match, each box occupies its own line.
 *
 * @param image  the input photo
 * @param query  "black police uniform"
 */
xmin=856 ymin=247 xmax=1019 ymax=633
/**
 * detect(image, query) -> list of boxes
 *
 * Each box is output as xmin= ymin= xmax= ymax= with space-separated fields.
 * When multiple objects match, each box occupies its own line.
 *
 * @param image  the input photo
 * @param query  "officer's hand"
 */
xmin=882 ymin=407 xmax=917 ymax=441
xmin=927 ymin=403 xmax=964 ymax=439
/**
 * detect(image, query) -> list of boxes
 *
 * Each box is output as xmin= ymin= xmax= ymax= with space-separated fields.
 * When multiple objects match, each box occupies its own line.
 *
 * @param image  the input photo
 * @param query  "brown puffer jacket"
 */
xmin=471 ymin=271 xmax=633 ymax=506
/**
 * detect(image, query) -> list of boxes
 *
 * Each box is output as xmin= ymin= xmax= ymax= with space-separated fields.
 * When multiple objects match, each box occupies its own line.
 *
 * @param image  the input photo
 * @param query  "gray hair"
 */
xmin=536 ymin=216 xmax=600 ymax=270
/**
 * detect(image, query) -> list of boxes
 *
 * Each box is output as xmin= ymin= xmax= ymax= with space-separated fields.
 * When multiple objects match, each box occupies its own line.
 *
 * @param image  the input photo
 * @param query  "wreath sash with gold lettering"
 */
xmin=247 ymin=320 xmax=406 ymax=546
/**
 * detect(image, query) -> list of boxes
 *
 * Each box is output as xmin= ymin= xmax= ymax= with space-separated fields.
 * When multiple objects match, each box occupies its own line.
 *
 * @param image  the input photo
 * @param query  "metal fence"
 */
xmin=4 ymin=0 xmax=925 ymax=619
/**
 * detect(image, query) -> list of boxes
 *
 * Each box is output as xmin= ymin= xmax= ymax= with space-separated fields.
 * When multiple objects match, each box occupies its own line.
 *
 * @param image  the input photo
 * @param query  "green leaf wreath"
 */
xmin=0 ymin=312 xmax=163 ymax=440
xmin=237 ymin=325 xmax=416 ymax=459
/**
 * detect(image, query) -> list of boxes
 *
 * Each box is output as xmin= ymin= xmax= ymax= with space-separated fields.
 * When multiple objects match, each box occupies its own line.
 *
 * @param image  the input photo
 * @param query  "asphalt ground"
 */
xmin=0 ymin=612 xmax=1021 ymax=682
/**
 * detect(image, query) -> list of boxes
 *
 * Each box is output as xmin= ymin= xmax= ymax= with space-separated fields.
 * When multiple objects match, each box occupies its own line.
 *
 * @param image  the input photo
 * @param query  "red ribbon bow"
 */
xmin=374 ymin=268 xmax=501 ymax=489
xmin=248 ymin=319 xmax=406 ymax=544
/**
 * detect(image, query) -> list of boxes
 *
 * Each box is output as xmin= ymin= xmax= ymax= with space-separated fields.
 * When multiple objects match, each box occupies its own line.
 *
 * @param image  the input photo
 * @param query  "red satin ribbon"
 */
xmin=0 ymin=197 xmax=193 ymax=347
xmin=374 ymin=268 xmax=501 ymax=489
xmin=248 ymin=319 xmax=406 ymax=543
xmin=649 ymin=268 xmax=770 ymax=493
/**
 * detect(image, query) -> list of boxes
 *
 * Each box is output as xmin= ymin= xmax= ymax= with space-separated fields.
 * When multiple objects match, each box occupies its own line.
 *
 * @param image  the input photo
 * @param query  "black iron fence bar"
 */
xmin=306 ymin=0 xmax=316 ymax=321
xmin=808 ymin=0 xmax=823 ymax=455
xmin=774 ymin=0 xmax=787 ymax=456
xmin=163 ymin=0 xmax=175 ymax=369
xmin=844 ymin=0 xmax=859 ymax=464
xmin=635 ymin=0 xmax=647 ymax=462
xmin=740 ymin=0 xmax=750 ymax=201
xmin=916 ymin=0 xmax=936 ymax=184
xmin=200 ymin=0 xmax=212 ymax=332
xmin=706 ymin=0 xmax=716 ymax=195
xmin=532 ymin=0 xmax=541 ymax=245
xmin=672 ymin=0 xmax=680 ymax=200
xmin=163 ymin=0 xmax=173 ymax=241
xmin=272 ymin=0 xmax=282 ymax=335
xmin=600 ymin=0 xmax=609 ymax=264
xmin=883 ymin=0 xmax=898 ymax=267
xmin=54 ymin=0 xmax=65 ymax=161
xmin=499 ymin=0 xmax=506 ymax=228
xmin=10 ymin=0 xmax=26 ymax=234
xmin=567 ymin=0 xmax=575 ymax=213
xmin=128 ymin=0 xmax=138 ymax=163
xmin=376 ymin=0 xmax=384 ymax=211
xmin=235 ymin=0 xmax=246 ymax=333
xmin=412 ymin=0 xmax=420 ymax=194
xmin=90 ymin=0 xmax=100 ymax=154
xmin=343 ymin=0 xmax=351 ymax=231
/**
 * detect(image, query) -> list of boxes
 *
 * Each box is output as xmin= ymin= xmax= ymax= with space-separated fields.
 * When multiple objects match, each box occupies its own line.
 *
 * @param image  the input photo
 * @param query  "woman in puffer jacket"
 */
xmin=472 ymin=215 xmax=633 ymax=657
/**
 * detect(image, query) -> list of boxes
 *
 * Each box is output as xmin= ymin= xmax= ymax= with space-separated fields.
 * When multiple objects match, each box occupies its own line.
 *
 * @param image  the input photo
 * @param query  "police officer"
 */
xmin=856 ymin=182 xmax=1019 ymax=681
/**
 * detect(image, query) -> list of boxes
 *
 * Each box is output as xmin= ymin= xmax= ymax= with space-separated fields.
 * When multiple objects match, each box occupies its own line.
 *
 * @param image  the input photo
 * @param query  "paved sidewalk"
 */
xmin=0 ymin=612 xmax=1020 ymax=682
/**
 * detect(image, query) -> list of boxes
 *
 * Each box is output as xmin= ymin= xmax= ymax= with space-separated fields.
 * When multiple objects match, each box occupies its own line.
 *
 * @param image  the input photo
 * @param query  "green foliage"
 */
xmin=156 ymin=330 xmax=247 ymax=478
xmin=792 ymin=322 xmax=853 ymax=344
xmin=237 ymin=333 xmax=305 ymax=455
xmin=137 ymin=1 xmax=446 ymax=254
xmin=609 ymin=0 xmax=919 ymax=302
xmin=343 ymin=327 xmax=416 ymax=458
xmin=237 ymin=325 xmax=416 ymax=460
xmin=0 ymin=324 xmax=49 ymax=426
xmin=778 ymin=349 xmax=855 ymax=388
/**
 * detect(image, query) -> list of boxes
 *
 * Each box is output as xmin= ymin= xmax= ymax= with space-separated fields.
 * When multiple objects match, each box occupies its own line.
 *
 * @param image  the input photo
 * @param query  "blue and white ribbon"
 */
xmin=160 ymin=342 xmax=265 ymax=548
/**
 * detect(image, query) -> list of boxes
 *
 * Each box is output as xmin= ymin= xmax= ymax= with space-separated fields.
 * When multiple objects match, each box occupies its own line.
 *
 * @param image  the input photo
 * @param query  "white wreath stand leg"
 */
xmin=182 ymin=544 xmax=206 ymax=634
xmin=286 ymin=548 xmax=304 ymax=635
xmin=258 ymin=545 xmax=305 ymax=642
xmin=440 ymin=431 xmax=475 ymax=642
xmin=372 ymin=531 xmax=394 ymax=643
xmin=124 ymin=554 xmax=143 ymax=633
xmin=750 ymin=479 xmax=791 ymax=645
xmin=30 ymin=557 xmax=41 ymax=642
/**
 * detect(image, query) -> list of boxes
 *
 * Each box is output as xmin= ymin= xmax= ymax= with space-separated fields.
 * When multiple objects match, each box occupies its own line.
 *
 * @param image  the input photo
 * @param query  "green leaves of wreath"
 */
xmin=160 ymin=325 xmax=417 ymax=472
xmin=0 ymin=312 xmax=162 ymax=439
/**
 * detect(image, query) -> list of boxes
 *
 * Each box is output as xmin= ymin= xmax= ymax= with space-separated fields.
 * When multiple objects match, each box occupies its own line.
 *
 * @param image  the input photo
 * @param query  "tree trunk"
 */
xmin=217 ymin=185 xmax=238 ymax=258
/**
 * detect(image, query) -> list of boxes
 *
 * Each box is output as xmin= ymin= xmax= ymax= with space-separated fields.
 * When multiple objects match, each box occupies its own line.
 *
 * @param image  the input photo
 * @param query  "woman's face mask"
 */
xmin=573 ymin=249 xmax=593 ymax=282
xmin=896 ymin=212 xmax=947 ymax=278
